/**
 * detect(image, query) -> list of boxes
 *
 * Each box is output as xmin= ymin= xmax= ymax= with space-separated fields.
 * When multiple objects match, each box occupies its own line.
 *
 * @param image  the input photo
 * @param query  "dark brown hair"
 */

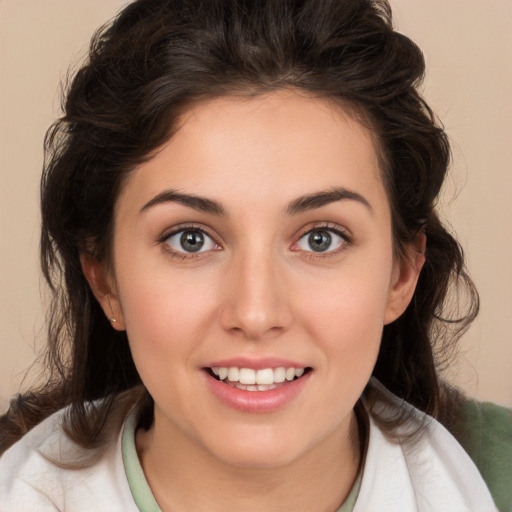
xmin=0 ymin=0 xmax=477 ymax=453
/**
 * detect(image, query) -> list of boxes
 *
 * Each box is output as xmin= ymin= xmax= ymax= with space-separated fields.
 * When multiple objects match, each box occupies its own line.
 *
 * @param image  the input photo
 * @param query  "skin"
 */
xmin=83 ymin=91 xmax=424 ymax=511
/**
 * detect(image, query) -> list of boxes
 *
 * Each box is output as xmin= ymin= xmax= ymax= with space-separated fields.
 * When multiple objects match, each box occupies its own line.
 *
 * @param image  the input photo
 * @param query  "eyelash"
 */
xmin=293 ymin=223 xmax=352 ymax=259
xmin=158 ymin=222 xmax=351 ymax=260
xmin=159 ymin=224 xmax=219 ymax=260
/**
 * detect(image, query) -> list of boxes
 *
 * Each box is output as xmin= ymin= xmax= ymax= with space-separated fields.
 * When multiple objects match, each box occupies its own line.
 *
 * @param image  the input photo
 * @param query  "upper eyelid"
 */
xmin=296 ymin=222 xmax=351 ymax=240
xmin=159 ymin=223 xmax=218 ymax=243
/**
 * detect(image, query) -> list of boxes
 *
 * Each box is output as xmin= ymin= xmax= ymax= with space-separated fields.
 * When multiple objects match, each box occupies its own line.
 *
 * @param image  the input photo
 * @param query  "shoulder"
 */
xmin=359 ymin=379 xmax=499 ymax=511
xmin=0 ymin=406 xmax=138 ymax=511
xmin=0 ymin=408 xmax=69 ymax=510
xmin=456 ymin=400 xmax=512 ymax=512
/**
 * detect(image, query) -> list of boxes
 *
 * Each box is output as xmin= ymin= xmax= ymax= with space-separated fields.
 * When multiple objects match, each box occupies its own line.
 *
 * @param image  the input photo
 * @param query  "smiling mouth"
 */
xmin=206 ymin=366 xmax=312 ymax=392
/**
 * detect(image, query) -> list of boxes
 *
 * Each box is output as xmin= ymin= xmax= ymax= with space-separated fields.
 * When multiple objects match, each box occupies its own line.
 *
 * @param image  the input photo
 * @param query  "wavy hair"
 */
xmin=0 ymin=0 xmax=477 ymax=454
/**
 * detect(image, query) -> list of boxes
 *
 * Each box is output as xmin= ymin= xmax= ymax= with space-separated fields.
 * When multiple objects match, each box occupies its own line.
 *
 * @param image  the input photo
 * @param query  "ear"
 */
xmin=80 ymin=253 xmax=126 ymax=330
xmin=384 ymin=232 xmax=426 ymax=325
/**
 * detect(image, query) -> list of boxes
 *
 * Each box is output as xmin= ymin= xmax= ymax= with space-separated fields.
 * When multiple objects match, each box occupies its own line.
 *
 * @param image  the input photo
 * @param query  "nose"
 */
xmin=220 ymin=249 xmax=292 ymax=340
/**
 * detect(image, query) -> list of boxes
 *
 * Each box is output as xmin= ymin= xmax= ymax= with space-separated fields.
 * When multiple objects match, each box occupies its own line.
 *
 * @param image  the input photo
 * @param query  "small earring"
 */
xmin=107 ymin=294 xmax=117 ymax=324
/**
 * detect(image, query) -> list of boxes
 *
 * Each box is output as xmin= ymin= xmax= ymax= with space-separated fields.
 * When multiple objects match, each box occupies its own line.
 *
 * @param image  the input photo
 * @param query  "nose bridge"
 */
xmin=221 ymin=241 xmax=290 ymax=339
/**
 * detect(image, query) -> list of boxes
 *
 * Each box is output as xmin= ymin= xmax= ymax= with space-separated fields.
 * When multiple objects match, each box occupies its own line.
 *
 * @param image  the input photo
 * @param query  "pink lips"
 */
xmin=203 ymin=358 xmax=311 ymax=413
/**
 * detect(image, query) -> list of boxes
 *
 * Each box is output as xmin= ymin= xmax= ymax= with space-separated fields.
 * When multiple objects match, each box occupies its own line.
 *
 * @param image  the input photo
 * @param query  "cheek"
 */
xmin=112 ymin=237 xmax=223 ymax=384
xmin=300 ymin=254 xmax=393 ymax=327
xmin=119 ymin=273 xmax=219 ymax=350
xmin=295 ymin=255 xmax=393 ymax=368
xmin=116 ymin=270 xmax=223 ymax=425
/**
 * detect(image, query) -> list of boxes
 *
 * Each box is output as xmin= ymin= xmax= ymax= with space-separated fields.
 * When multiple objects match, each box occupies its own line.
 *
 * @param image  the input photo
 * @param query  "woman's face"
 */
xmin=102 ymin=91 xmax=421 ymax=468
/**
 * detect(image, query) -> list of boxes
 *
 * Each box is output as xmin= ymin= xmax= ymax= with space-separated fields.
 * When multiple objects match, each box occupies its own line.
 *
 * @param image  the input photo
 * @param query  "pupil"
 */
xmin=181 ymin=231 xmax=204 ymax=252
xmin=308 ymin=231 xmax=331 ymax=252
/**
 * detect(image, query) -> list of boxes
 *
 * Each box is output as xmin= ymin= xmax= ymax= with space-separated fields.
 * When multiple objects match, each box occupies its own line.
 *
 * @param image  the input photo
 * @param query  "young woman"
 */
xmin=0 ymin=1 xmax=510 ymax=510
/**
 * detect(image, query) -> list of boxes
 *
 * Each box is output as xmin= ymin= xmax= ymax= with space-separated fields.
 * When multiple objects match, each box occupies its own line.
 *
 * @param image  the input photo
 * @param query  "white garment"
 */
xmin=0 ymin=409 xmax=137 ymax=511
xmin=354 ymin=380 xmax=498 ymax=512
xmin=0 ymin=381 xmax=498 ymax=511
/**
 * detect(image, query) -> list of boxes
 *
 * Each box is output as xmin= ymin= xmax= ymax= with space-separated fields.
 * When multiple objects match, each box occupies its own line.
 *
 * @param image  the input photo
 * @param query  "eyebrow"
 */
xmin=140 ymin=186 xmax=372 ymax=217
xmin=285 ymin=187 xmax=373 ymax=215
xmin=140 ymin=190 xmax=226 ymax=216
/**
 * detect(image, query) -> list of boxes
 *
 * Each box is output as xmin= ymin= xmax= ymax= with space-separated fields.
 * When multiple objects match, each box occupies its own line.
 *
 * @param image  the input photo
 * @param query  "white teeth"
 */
xmin=227 ymin=367 xmax=239 ymax=382
xmin=274 ymin=367 xmax=286 ymax=383
xmin=211 ymin=366 xmax=307 ymax=386
xmin=256 ymin=368 xmax=274 ymax=385
xmin=231 ymin=382 xmax=278 ymax=391
xmin=285 ymin=368 xmax=295 ymax=381
xmin=239 ymin=368 xmax=256 ymax=385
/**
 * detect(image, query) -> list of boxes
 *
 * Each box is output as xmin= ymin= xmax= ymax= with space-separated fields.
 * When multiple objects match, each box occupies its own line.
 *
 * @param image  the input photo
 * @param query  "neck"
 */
xmin=136 ymin=409 xmax=363 ymax=512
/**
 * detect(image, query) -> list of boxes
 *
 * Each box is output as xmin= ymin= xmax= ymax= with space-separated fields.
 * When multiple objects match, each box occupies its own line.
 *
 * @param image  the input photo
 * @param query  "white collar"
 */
xmin=353 ymin=379 xmax=497 ymax=511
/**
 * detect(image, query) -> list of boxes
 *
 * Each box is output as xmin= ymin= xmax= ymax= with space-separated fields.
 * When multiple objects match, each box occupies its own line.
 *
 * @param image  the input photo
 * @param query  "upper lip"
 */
xmin=204 ymin=357 xmax=307 ymax=370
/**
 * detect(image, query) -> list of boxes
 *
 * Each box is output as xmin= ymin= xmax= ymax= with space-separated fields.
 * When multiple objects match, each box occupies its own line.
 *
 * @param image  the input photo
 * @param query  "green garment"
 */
xmin=122 ymin=411 xmax=160 ymax=512
xmin=455 ymin=400 xmax=512 ymax=512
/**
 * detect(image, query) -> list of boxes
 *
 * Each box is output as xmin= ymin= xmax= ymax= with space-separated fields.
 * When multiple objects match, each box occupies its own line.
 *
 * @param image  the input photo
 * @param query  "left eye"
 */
xmin=165 ymin=229 xmax=217 ymax=253
xmin=296 ymin=229 xmax=346 ymax=253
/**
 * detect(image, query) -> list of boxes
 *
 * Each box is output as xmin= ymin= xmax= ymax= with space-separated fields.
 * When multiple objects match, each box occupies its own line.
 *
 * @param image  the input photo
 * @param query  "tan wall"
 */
xmin=1 ymin=0 xmax=511 ymax=412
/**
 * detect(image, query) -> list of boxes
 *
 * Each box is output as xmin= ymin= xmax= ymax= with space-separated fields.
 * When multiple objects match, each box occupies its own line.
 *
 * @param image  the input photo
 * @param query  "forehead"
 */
xmin=117 ymin=91 xmax=388 ymax=218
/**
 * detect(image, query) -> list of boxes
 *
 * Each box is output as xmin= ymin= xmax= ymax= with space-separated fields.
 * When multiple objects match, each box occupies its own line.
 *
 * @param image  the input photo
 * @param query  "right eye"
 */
xmin=164 ymin=228 xmax=218 ymax=254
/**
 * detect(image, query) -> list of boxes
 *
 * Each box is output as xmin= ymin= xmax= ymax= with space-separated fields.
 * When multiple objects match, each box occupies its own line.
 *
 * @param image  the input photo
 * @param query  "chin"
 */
xmin=203 ymin=432 xmax=307 ymax=470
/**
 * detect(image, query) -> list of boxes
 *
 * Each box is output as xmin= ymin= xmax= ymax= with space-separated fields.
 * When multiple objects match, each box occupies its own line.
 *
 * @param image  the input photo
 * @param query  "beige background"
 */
xmin=1 ymin=0 xmax=511 ymax=412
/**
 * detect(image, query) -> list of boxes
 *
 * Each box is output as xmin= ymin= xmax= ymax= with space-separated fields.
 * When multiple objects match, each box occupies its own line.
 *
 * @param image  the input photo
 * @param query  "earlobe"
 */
xmin=80 ymin=254 xmax=126 ymax=330
xmin=384 ymin=232 xmax=426 ymax=325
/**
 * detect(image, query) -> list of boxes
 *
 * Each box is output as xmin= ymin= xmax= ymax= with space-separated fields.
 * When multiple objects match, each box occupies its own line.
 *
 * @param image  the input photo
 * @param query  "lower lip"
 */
xmin=204 ymin=371 xmax=312 ymax=413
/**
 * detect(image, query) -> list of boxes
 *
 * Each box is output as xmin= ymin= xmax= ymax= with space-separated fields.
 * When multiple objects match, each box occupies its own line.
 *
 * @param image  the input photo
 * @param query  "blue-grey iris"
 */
xmin=181 ymin=231 xmax=204 ymax=252
xmin=308 ymin=231 xmax=331 ymax=252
